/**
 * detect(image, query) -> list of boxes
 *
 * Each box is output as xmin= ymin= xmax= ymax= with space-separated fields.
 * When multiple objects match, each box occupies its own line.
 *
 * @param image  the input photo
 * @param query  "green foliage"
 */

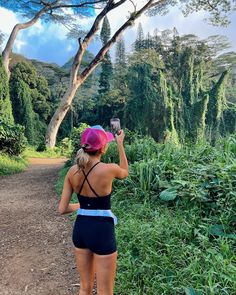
xmin=159 ymin=187 xmax=178 ymax=201
xmin=206 ymin=71 xmax=229 ymax=144
xmin=10 ymin=79 xmax=35 ymax=144
xmin=99 ymin=16 xmax=113 ymax=95
xmin=115 ymin=37 xmax=126 ymax=68
xmin=221 ymin=105 xmax=236 ymax=135
xmin=60 ymin=137 xmax=73 ymax=158
xmin=126 ymin=50 xmax=179 ymax=142
xmin=58 ymin=135 xmax=236 ymax=294
xmin=113 ymin=199 xmax=235 ymax=294
xmin=191 ymin=95 xmax=209 ymax=142
xmin=70 ymin=123 xmax=90 ymax=158
xmin=10 ymin=61 xmax=51 ymax=121
xmin=0 ymin=120 xmax=27 ymax=155
xmin=124 ymin=31 xmax=235 ymax=143
xmin=9 ymin=61 xmax=51 ymax=145
xmin=134 ymin=23 xmax=145 ymax=52
xmin=0 ymin=56 xmax=14 ymax=124
xmin=114 ymin=137 xmax=236 ymax=294
xmin=0 ymin=152 xmax=28 ymax=176
xmin=22 ymin=146 xmax=63 ymax=158
xmin=100 ymin=16 xmax=111 ymax=44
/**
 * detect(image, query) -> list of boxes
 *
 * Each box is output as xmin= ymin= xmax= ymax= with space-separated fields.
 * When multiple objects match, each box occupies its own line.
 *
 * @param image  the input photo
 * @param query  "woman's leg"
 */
xmin=94 ymin=251 xmax=117 ymax=295
xmin=74 ymin=247 xmax=95 ymax=295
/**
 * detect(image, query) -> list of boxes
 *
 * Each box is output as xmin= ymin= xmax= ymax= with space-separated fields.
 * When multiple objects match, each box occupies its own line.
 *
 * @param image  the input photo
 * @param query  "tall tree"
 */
xmin=134 ymin=22 xmax=145 ymax=51
xmin=98 ymin=16 xmax=113 ymax=94
xmin=115 ymin=36 xmax=126 ymax=68
xmin=45 ymin=0 xmax=235 ymax=148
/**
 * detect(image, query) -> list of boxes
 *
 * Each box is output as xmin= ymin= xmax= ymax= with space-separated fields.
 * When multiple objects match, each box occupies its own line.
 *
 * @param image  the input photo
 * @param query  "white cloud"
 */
xmin=0 ymin=7 xmax=19 ymax=33
xmin=14 ymin=39 xmax=26 ymax=52
xmin=66 ymin=43 xmax=74 ymax=52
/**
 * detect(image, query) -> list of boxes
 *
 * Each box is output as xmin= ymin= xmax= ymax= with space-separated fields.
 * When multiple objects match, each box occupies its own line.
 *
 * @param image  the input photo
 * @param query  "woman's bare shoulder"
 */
xmin=67 ymin=164 xmax=80 ymax=177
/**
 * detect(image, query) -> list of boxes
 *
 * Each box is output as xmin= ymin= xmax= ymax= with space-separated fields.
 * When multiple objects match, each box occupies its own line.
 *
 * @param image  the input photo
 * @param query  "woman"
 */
xmin=58 ymin=125 xmax=128 ymax=295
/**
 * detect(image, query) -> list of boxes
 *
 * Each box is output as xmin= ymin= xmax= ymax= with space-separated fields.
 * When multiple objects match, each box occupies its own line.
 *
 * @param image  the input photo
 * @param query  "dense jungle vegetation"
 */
xmin=1 ymin=25 xmax=236 ymax=149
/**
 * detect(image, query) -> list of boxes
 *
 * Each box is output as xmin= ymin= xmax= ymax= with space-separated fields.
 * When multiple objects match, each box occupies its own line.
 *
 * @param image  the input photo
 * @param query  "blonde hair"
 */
xmin=75 ymin=148 xmax=90 ymax=171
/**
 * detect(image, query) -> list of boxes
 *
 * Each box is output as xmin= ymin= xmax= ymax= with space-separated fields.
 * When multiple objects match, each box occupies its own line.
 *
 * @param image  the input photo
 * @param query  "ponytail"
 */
xmin=75 ymin=148 xmax=90 ymax=171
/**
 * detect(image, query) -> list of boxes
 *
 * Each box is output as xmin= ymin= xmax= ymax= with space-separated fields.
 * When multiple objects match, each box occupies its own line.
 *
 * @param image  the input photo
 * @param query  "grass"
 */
xmin=112 ymin=192 xmax=236 ymax=295
xmin=22 ymin=146 xmax=66 ymax=158
xmin=0 ymin=144 xmax=68 ymax=177
xmin=0 ymin=153 xmax=28 ymax=176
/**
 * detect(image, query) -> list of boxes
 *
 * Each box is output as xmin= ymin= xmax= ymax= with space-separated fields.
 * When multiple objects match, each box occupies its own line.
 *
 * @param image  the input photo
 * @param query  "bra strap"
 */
xmin=78 ymin=162 xmax=100 ymax=196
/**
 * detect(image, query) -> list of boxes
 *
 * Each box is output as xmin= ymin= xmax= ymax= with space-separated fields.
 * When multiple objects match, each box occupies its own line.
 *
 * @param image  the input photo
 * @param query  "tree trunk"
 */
xmin=2 ymin=24 xmax=21 ymax=78
xmin=45 ymin=84 xmax=79 ymax=148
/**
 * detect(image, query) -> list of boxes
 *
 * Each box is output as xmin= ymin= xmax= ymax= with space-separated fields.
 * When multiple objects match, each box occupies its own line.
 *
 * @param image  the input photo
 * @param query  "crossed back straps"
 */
xmin=77 ymin=162 xmax=100 ymax=197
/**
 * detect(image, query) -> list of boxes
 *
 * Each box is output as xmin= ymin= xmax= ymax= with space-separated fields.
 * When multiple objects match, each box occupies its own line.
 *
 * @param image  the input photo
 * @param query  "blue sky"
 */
xmin=0 ymin=3 xmax=235 ymax=66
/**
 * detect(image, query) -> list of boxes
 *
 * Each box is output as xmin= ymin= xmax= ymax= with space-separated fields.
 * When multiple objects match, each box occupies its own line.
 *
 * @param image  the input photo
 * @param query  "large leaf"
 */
xmin=159 ymin=188 xmax=177 ymax=201
xmin=208 ymin=224 xmax=236 ymax=239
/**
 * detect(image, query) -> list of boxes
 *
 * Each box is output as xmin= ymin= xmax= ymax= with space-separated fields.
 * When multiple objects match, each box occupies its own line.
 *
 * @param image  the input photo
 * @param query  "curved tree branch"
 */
xmin=1 ymin=5 xmax=49 ymax=77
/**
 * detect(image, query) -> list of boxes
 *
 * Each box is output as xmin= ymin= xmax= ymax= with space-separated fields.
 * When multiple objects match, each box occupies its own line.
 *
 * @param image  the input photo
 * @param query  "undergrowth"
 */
xmin=57 ymin=135 xmax=236 ymax=294
xmin=0 ymin=153 xmax=28 ymax=176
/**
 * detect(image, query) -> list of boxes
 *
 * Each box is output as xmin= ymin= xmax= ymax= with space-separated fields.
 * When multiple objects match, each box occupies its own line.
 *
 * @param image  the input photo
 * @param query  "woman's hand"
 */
xmin=115 ymin=129 xmax=125 ymax=146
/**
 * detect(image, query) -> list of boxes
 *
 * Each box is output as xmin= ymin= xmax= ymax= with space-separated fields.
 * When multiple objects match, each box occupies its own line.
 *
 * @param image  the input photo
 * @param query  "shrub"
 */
xmin=0 ymin=120 xmax=27 ymax=155
xmin=60 ymin=137 xmax=73 ymax=157
xmin=36 ymin=141 xmax=47 ymax=152
xmin=71 ymin=123 xmax=90 ymax=159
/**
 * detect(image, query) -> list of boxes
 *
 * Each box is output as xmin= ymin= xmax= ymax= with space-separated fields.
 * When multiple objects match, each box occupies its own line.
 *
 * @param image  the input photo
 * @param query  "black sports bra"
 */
xmin=77 ymin=162 xmax=111 ymax=210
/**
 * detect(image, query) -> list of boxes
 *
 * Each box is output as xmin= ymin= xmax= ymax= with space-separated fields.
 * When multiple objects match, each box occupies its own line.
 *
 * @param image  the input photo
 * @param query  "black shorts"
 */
xmin=72 ymin=215 xmax=117 ymax=255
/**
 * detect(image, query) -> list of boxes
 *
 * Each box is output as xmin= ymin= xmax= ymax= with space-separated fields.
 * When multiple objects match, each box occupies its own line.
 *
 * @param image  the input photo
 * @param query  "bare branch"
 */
xmin=128 ymin=0 xmax=137 ymax=12
xmin=78 ymin=37 xmax=83 ymax=48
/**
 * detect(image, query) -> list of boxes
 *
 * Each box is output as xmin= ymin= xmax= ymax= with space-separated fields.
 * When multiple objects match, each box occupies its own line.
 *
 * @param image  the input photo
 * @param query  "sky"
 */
xmin=0 ymin=2 xmax=235 ymax=66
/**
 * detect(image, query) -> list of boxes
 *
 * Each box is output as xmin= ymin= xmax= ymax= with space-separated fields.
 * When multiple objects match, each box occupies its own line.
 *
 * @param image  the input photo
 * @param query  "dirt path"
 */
xmin=0 ymin=158 xmax=80 ymax=295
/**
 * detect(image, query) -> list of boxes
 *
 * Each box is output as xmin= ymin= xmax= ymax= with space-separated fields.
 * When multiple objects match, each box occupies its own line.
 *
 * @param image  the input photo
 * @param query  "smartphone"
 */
xmin=110 ymin=118 xmax=121 ymax=135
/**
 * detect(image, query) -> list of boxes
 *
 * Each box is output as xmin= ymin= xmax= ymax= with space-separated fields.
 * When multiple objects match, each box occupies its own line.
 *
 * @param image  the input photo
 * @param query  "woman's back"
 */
xmin=68 ymin=162 xmax=116 ymax=198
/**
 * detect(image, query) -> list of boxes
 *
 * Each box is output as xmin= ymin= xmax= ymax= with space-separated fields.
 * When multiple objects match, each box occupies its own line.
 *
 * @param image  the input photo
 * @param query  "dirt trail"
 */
xmin=0 ymin=158 xmax=79 ymax=295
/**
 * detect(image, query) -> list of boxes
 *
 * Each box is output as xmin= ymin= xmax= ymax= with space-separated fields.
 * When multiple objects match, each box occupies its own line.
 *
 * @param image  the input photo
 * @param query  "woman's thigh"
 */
xmin=94 ymin=251 xmax=117 ymax=295
xmin=74 ymin=247 xmax=95 ymax=292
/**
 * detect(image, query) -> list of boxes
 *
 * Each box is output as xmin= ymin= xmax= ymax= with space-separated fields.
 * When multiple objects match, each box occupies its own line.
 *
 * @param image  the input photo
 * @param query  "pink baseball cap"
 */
xmin=81 ymin=125 xmax=114 ymax=152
